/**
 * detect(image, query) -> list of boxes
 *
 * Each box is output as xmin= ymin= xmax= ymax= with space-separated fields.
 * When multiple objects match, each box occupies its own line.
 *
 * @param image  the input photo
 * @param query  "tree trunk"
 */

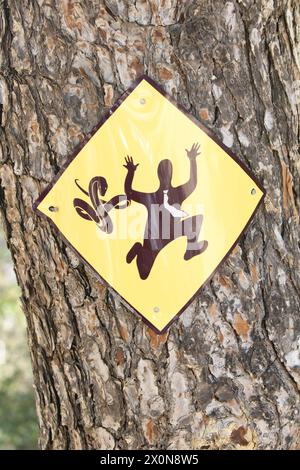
xmin=0 ymin=0 xmax=299 ymax=450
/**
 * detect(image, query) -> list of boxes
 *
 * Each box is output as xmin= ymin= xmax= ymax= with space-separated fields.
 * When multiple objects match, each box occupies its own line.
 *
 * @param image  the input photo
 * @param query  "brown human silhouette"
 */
xmin=123 ymin=143 xmax=208 ymax=280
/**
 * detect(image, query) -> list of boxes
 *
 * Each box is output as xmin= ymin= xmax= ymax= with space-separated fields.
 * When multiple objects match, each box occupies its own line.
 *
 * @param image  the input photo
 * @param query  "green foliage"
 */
xmin=0 ymin=230 xmax=38 ymax=449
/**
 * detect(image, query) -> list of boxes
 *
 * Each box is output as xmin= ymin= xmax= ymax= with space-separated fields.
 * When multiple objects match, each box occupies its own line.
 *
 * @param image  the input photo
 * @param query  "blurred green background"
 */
xmin=0 ymin=227 xmax=38 ymax=449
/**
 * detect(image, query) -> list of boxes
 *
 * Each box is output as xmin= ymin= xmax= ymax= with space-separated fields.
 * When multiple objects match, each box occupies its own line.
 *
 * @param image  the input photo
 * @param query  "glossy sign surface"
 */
xmin=34 ymin=76 xmax=265 ymax=333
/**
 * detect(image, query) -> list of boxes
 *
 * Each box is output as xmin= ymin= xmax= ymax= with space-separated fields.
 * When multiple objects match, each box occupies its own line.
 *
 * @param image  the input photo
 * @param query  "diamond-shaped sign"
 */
xmin=33 ymin=75 xmax=265 ymax=333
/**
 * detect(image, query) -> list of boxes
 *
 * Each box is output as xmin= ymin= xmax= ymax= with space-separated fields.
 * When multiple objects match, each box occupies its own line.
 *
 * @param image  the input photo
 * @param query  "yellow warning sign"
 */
xmin=34 ymin=76 xmax=265 ymax=333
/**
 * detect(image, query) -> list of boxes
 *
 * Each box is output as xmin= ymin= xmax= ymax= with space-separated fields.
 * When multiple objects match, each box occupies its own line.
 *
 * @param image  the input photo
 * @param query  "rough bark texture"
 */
xmin=0 ymin=0 xmax=299 ymax=450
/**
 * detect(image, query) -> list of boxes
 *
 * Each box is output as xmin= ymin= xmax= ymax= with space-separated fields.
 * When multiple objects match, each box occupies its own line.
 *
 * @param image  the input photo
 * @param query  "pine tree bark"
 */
xmin=0 ymin=0 xmax=299 ymax=450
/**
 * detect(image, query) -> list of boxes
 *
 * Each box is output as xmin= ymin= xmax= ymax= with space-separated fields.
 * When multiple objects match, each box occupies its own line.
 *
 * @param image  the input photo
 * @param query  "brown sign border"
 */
xmin=33 ymin=74 xmax=266 ymax=334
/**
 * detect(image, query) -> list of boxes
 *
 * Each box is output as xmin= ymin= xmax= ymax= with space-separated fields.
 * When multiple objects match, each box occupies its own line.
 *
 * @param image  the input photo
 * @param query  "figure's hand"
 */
xmin=123 ymin=156 xmax=139 ymax=172
xmin=186 ymin=143 xmax=201 ymax=160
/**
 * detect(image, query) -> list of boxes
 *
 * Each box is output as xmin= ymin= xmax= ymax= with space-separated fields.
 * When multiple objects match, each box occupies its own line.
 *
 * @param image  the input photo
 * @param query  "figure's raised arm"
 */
xmin=123 ymin=156 xmax=145 ymax=203
xmin=175 ymin=143 xmax=201 ymax=198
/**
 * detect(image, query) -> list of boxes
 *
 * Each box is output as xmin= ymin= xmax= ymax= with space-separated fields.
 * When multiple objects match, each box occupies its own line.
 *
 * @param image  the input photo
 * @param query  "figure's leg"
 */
xmin=183 ymin=215 xmax=208 ymax=261
xmin=126 ymin=242 xmax=158 ymax=279
xmin=126 ymin=242 xmax=142 ymax=264
xmin=136 ymin=247 xmax=158 ymax=280
xmin=184 ymin=239 xmax=208 ymax=260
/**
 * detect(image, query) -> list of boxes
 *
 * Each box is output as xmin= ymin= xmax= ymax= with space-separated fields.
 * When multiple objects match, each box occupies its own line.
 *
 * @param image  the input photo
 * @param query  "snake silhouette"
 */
xmin=73 ymin=177 xmax=129 ymax=234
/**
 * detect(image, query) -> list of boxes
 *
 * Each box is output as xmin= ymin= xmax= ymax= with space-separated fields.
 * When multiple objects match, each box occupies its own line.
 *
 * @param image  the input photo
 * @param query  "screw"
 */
xmin=49 ymin=206 xmax=58 ymax=212
xmin=153 ymin=306 xmax=160 ymax=313
xmin=140 ymin=98 xmax=146 ymax=105
xmin=251 ymin=188 xmax=256 ymax=195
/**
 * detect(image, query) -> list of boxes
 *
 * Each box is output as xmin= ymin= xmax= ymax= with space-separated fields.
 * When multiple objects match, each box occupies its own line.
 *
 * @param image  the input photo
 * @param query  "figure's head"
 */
xmin=157 ymin=159 xmax=173 ymax=189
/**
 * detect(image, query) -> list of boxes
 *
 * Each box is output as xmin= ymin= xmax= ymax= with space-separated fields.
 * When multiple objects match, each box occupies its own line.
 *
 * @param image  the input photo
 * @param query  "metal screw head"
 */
xmin=153 ymin=306 xmax=160 ymax=313
xmin=48 ymin=206 xmax=58 ymax=212
xmin=140 ymin=98 xmax=146 ymax=105
xmin=251 ymin=188 xmax=256 ymax=196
